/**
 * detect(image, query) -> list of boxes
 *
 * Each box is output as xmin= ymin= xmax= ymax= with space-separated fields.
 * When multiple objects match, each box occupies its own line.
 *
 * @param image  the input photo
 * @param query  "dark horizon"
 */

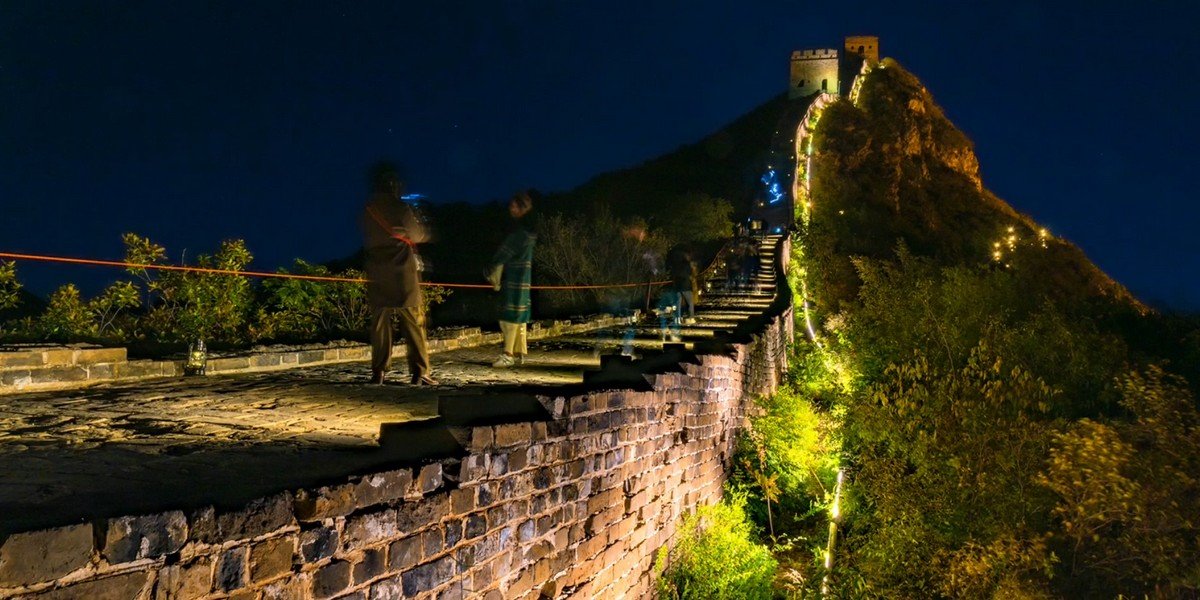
xmin=3 ymin=1 xmax=1197 ymax=310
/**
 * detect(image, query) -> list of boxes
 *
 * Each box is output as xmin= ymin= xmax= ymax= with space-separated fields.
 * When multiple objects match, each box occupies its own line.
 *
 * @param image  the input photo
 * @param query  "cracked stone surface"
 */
xmin=0 ymin=249 xmax=780 ymax=536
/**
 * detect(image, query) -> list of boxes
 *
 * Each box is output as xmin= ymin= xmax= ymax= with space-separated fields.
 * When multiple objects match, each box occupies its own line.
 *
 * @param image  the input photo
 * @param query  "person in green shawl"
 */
xmin=487 ymin=191 xmax=536 ymax=367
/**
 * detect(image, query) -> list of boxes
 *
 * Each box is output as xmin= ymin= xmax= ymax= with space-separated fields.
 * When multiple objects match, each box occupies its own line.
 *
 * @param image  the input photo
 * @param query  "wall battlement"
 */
xmin=789 ymin=35 xmax=879 ymax=99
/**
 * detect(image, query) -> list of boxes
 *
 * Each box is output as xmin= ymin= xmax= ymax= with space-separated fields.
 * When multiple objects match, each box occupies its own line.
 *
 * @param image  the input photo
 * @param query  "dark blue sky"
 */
xmin=2 ymin=1 xmax=1197 ymax=308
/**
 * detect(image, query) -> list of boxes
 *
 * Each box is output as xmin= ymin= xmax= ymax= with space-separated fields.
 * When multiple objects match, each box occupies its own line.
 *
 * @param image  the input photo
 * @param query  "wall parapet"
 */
xmin=0 ymin=237 xmax=793 ymax=599
xmin=0 ymin=314 xmax=630 ymax=396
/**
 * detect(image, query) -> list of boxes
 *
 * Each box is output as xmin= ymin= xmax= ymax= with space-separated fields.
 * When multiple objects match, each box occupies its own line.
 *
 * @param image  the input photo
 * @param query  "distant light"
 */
xmin=401 ymin=193 xmax=427 ymax=201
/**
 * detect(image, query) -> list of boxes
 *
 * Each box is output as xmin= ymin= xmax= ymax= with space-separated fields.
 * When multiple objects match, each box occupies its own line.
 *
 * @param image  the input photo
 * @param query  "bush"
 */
xmin=0 ymin=261 xmax=20 ymax=311
xmin=535 ymin=208 xmax=668 ymax=313
xmin=655 ymin=493 xmax=778 ymax=600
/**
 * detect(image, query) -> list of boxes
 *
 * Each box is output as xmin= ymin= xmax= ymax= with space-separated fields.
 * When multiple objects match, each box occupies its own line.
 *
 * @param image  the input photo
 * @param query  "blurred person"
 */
xmin=487 ymin=191 xmax=537 ymax=367
xmin=360 ymin=162 xmax=437 ymax=385
xmin=666 ymin=245 xmax=697 ymax=325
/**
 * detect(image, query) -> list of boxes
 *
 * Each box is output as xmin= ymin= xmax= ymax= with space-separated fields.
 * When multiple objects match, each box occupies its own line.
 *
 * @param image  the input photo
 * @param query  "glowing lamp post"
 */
xmin=184 ymin=339 xmax=208 ymax=376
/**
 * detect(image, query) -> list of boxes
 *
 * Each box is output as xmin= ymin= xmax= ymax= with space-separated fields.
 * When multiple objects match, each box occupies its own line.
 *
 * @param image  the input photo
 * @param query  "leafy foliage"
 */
xmin=655 ymin=493 xmax=778 ymax=600
xmin=534 ymin=208 xmax=668 ymax=312
xmin=0 ymin=261 xmax=21 ymax=311
xmin=658 ymin=192 xmax=734 ymax=245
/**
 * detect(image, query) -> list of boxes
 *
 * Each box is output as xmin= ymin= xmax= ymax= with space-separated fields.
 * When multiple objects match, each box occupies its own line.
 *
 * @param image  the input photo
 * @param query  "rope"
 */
xmin=0 ymin=251 xmax=668 ymax=291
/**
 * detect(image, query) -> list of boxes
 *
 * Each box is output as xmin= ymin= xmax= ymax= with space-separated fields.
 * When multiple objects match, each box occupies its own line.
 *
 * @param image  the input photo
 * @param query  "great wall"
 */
xmin=0 ymin=36 xmax=880 ymax=600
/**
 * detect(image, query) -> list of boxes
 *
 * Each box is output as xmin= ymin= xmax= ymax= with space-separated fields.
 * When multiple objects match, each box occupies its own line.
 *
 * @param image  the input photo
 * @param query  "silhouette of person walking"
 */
xmin=360 ymin=162 xmax=437 ymax=385
xmin=487 ymin=191 xmax=536 ymax=367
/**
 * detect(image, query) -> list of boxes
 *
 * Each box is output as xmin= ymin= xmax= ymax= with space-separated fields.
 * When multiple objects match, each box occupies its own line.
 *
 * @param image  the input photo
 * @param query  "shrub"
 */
xmin=0 ymin=261 xmax=20 ymax=311
xmin=655 ymin=493 xmax=777 ymax=600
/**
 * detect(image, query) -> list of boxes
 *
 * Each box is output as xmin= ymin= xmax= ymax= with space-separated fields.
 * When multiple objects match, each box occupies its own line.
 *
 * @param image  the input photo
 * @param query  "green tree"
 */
xmin=656 ymin=493 xmax=778 ymax=600
xmin=0 ymin=261 xmax=21 ymax=311
xmin=658 ymin=192 xmax=734 ymax=245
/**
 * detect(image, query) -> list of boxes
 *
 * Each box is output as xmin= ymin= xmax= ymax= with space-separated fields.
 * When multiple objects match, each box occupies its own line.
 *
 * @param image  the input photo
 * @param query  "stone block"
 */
xmin=154 ymin=557 xmax=212 ymax=600
xmin=191 ymin=493 xmax=294 ymax=544
xmin=250 ymin=353 xmax=284 ymax=368
xmin=343 ymin=508 xmax=399 ymax=548
xmin=0 ymin=523 xmax=93 ymax=587
xmin=207 ymin=357 xmax=250 ymax=372
xmin=0 ymin=349 xmax=45 ymax=368
xmin=41 ymin=348 xmax=75 ymax=366
xmin=353 ymin=546 xmax=387 ymax=584
xmin=29 ymin=365 xmax=88 ymax=384
xmin=86 ymin=362 xmax=120 ymax=380
xmin=387 ymin=536 xmax=421 ymax=571
xmin=27 ymin=571 xmax=150 ymax=600
xmin=401 ymin=556 xmax=456 ymax=597
xmin=295 ymin=482 xmax=357 ymax=521
xmin=369 ymin=576 xmax=403 ymax=600
xmin=102 ymin=510 xmax=187 ymax=563
xmin=355 ymin=468 xmax=413 ymax=509
xmin=76 ymin=347 xmax=127 ymax=365
xmin=250 ymin=536 xmax=295 ymax=583
xmin=311 ymin=560 xmax=351 ymax=600
xmin=0 ymin=368 xmax=32 ymax=389
xmin=393 ymin=494 xmax=449 ymax=534
xmin=298 ymin=350 xmax=326 ymax=364
xmin=216 ymin=545 xmax=248 ymax=592
xmin=122 ymin=359 xmax=163 ymax=378
xmin=260 ymin=575 xmax=309 ymax=600
xmin=449 ymin=488 xmax=474 ymax=516
xmin=300 ymin=525 xmax=339 ymax=563
xmin=411 ymin=463 xmax=443 ymax=497
xmin=493 ymin=423 xmax=531 ymax=448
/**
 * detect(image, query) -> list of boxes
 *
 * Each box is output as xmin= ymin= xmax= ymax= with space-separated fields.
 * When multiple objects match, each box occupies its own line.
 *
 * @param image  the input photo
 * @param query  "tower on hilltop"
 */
xmin=844 ymin=35 xmax=879 ymax=62
xmin=789 ymin=36 xmax=879 ymax=99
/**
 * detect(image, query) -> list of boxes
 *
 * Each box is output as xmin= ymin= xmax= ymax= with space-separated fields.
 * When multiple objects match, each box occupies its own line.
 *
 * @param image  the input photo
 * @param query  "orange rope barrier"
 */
xmin=0 ymin=251 xmax=668 ymax=291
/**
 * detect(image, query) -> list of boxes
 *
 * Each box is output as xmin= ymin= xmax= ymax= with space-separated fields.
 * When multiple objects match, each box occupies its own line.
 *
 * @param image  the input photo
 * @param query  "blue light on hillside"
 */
xmin=761 ymin=169 xmax=784 ymax=204
xmin=401 ymin=193 xmax=427 ymax=201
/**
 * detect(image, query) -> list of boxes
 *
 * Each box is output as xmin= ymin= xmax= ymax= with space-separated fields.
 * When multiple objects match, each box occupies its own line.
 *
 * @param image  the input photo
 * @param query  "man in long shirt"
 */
xmin=360 ymin=163 xmax=437 ymax=385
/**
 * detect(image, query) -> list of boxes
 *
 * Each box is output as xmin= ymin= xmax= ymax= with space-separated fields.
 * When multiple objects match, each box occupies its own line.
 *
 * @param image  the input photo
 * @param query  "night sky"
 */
xmin=2 ymin=1 xmax=1197 ymax=309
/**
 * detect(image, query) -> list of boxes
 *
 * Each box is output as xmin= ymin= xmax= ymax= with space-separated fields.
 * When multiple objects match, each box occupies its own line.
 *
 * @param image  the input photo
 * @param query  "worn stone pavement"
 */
xmin=0 ymin=249 xmax=779 ymax=536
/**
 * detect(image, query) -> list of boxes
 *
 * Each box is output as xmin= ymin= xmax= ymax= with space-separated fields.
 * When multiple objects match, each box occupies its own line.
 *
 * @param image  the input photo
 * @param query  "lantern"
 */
xmin=184 ymin=339 xmax=208 ymax=376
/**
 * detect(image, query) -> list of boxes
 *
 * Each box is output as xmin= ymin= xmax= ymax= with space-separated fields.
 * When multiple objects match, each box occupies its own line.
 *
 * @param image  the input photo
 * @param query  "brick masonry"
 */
xmin=0 ymin=240 xmax=792 ymax=599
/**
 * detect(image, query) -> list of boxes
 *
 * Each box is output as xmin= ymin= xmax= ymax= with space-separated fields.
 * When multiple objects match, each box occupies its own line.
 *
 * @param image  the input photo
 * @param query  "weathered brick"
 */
xmin=393 ymin=494 xmax=449 ymax=533
xmin=26 ymin=571 xmax=149 ymax=600
xmin=300 ymin=525 xmax=339 ymax=563
xmin=343 ymin=508 xmax=399 ymax=547
xmin=401 ymin=556 xmax=456 ymax=596
xmin=154 ymin=557 xmax=212 ymax=600
xmin=311 ymin=560 xmax=352 ymax=599
xmin=493 ymin=423 xmax=531 ymax=447
xmin=0 ymin=523 xmax=92 ymax=587
xmin=369 ymin=576 xmax=403 ymax=600
xmin=387 ymin=536 xmax=421 ymax=571
xmin=412 ymin=463 xmax=444 ymax=497
xmin=102 ymin=510 xmax=187 ymax=563
xmin=192 ymin=493 xmax=294 ymax=544
xmin=356 ymin=468 xmax=413 ymax=509
xmin=250 ymin=535 xmax=295 ymax=583
xmin=216 ymin=545 xmax=248 ymax=592
xmin=295 ymin=483 xmax=357 ymax=521
xmin=449 ymin=488 xmax=474 ymax=516
xmin=464 ymin=513 xmax=487 ymax=540
xmin=353 ymin=546 xmax=387 ymax=584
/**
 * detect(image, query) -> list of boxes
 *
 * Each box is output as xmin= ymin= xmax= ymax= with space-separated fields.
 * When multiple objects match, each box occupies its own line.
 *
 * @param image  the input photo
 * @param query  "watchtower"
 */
xmin=789 ymin=49 xmax=840 ymax=99
xmin=844 ymin=35 xmax=879 ymax=62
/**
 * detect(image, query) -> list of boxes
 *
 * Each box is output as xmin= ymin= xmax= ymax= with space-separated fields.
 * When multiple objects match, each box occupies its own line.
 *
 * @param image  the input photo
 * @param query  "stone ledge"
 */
xmin=0 ymin=314 xmax=628 ymax=396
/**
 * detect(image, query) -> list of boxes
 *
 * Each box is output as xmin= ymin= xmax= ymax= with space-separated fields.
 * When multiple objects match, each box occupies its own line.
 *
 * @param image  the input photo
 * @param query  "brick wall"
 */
xmin=0 ymin=250 xmax=792 ymax=600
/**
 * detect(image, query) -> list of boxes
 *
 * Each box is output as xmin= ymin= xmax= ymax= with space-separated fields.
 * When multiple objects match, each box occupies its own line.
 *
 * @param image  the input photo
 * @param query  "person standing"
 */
xmin=667 ymin=245 xmax=697 ymax=325
xmin=487 ymin=191 xmax=536 ymax=367
xmin=360 ymin=162 xmax=437 ymax=385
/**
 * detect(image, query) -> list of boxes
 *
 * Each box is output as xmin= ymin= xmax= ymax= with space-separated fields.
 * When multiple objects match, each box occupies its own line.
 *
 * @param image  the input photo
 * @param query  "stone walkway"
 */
xmin=0 ymin=240 xmax=781 ymax=536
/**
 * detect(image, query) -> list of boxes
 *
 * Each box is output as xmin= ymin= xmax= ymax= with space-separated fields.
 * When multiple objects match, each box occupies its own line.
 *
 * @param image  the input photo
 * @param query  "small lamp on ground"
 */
xmin=184 ymin=339 xmax=208 ymax=376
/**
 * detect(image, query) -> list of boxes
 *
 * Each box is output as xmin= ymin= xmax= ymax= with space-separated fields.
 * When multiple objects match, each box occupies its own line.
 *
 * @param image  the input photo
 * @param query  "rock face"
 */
xmin=811 ymin=58 xmax=1141 ymax=310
